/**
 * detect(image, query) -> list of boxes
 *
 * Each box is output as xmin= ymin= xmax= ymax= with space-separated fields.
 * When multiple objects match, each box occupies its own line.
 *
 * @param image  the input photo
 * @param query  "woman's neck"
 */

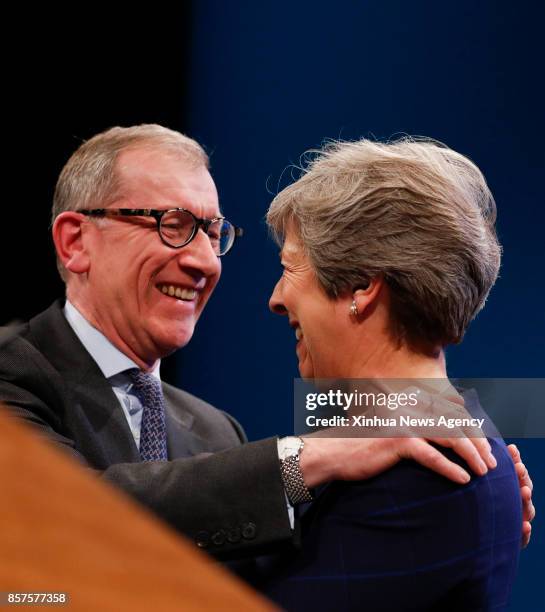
xmin=348 ymin=339 xmax=447 ymax=380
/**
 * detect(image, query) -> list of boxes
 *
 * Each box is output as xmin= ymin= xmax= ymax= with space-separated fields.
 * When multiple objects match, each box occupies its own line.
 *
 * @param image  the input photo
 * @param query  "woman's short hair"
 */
xmin=267 ymin=137 xmax=501 ymax=347
xmin=52 ymin=124 xmax=208 ymax=280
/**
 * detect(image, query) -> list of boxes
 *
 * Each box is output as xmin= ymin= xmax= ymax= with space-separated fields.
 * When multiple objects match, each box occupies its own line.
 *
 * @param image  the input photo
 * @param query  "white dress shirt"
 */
xmin=63 ymin=300 xmax=160 ymax=450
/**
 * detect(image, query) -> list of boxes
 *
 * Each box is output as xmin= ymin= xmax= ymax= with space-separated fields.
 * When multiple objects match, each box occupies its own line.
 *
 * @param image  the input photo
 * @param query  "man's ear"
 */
xmin=353 ymin=277 xmax=384 ymax=316
xmin=52 ymin=212 xmax=91 ymax=274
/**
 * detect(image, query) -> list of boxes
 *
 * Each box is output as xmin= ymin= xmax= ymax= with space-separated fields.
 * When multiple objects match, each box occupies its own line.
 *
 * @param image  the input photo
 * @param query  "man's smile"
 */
xmin=156 ymin=283 xmax=198 ymax=302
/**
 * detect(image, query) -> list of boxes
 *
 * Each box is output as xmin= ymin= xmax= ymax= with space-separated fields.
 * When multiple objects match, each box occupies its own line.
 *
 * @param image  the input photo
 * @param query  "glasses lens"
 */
xmin=208 ymin=219 xmax=235 ymax=255
xmin=159 ymin=210 xmax=195 ymax=246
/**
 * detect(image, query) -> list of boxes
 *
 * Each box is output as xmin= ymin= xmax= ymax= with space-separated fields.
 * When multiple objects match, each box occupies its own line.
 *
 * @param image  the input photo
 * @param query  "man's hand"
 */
xmin=508 ymin=444 xmax=535 ymax=548
xmin=299 ymin=436 xmax=496 ymax=489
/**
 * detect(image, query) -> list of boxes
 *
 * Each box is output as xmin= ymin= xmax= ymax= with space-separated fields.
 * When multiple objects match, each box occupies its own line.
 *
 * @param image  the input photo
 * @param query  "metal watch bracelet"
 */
xmin=279 ymin=439 xmax=314 ymax=505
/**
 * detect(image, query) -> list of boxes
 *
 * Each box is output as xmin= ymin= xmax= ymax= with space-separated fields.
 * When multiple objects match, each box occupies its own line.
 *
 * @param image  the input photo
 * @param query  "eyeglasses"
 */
xmin=80 ymin=208 xmax=243 ymax=256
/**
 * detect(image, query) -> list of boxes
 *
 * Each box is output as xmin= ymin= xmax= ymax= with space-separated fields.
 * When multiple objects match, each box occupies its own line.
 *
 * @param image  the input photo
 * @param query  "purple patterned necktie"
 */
xmin=127 ymin=369 xmax=168 ymax=461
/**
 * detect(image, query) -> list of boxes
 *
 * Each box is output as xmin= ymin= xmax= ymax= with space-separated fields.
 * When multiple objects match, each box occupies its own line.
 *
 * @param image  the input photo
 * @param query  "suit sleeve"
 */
xmin=0 ymin=336 xmax=294 ymax=559
xmin=105 ymin=438 xmax=293 ymax=558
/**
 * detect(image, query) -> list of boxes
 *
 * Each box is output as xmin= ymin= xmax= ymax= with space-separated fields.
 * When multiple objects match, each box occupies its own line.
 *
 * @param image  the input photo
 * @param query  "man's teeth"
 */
xmin=295 ymin=327 xmax=303 ymax=341
xmin=159 ymin=285 xmax=197 ymax=301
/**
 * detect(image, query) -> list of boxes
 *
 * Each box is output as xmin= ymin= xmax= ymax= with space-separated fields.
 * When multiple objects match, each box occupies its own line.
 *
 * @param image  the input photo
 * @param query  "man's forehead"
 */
xmin=114 ymin=147 xmax=219 ymax=212
xmin=116 ymin=147 xmax=206 ymax=180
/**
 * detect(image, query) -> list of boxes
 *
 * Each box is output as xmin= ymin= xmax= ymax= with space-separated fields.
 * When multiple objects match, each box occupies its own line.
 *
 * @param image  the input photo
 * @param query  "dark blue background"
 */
xmin=177 ymin=1 xmax=544 ymax=609
xmin=3 ymin=2 xmax=542 ymax=609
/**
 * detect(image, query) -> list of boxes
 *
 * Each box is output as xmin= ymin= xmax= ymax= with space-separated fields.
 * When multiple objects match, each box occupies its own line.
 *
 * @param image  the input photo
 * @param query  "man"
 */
xmin=0 ymin=125 xmax=530 ymax=561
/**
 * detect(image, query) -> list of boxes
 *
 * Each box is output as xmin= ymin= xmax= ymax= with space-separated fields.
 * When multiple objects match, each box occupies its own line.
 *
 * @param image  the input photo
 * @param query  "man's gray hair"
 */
xmin=52 ymin=124 xmax=209 ymax=280
xmin=267 ymin=137 xmax=501 ymax=347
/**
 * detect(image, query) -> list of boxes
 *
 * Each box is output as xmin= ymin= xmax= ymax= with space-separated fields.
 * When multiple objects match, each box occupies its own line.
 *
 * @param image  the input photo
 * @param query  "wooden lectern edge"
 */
xmin=0 ymin=405 xmax=279 ymax=611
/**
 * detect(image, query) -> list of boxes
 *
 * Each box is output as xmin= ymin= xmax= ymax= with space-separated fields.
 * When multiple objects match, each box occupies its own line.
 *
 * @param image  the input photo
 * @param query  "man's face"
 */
xmin=80 ymin=148 xmax=222 ymax=366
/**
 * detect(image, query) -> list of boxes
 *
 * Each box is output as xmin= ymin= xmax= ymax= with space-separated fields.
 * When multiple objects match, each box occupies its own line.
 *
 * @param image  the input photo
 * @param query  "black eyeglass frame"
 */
xmin=79 ymin=208 xmax=243 ymax=256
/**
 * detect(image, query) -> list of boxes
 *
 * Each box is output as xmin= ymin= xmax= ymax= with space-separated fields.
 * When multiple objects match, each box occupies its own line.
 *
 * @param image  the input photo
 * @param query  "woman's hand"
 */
xmin=507 ymin=444 xmax=535 ymax=548
xmin=300 ymin=385 xmax=496 ymax=488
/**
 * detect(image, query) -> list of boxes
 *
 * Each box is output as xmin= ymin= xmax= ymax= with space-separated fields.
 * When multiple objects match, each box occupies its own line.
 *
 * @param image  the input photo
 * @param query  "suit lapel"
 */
xmin=28 ymin=301 xmax=202 ymax=464
xmin=28 ymin=301 xmax=140 ymax=464
xmin=162 ymin=385 xmax=208 ymax=459
xmin=68 ymin=371 xmax=141 ymax=464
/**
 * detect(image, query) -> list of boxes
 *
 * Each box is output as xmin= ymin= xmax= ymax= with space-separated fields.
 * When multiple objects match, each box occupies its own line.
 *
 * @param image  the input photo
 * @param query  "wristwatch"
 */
xmin=278 ymin=436 xmax=314 ymax=505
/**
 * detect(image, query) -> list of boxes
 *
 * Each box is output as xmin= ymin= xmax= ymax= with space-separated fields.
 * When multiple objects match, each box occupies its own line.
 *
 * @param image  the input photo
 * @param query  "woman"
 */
xmin=260 ymin=137 xmax=530 ymax=611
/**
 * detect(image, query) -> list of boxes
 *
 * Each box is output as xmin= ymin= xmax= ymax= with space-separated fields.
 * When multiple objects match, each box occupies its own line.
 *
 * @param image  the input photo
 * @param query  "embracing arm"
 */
xmin=1 ymin=331 xmax=531 ymax=558
xmin=0 ymin=377 xmax=498 ymax=559
xmin=0 ymin=384 xmax=292 ymax=559
xmin=0 ymin=338 xmax=291 ymax=558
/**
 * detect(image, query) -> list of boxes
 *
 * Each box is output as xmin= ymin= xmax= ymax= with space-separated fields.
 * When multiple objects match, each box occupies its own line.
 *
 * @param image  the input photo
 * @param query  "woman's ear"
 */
xmin=52 ymin=212 xmax=91 ymax=275
xmin=352 ymin=277 xmax=384 ymax=316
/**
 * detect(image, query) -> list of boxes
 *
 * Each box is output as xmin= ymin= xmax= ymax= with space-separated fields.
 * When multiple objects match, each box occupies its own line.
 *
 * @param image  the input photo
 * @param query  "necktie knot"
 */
xmin=127 ymin=369 xmax=164 ymax=412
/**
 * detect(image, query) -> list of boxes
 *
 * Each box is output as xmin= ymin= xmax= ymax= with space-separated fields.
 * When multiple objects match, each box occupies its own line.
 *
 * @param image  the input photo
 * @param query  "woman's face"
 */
xmin=269 ymin=226 xmax=348 ymax=378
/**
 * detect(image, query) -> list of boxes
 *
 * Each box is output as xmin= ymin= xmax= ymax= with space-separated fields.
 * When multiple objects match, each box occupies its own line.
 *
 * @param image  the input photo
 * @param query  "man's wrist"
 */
xmin=277 ymin=437 xmax=314 ymax=504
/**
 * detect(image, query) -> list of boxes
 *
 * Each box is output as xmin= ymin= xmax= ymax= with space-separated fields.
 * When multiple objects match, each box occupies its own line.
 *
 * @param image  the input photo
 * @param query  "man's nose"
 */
xmin=269 ymin=279 xmax=287 ymax=315
xmin=177 ymin=229 xmax=221 ymax=277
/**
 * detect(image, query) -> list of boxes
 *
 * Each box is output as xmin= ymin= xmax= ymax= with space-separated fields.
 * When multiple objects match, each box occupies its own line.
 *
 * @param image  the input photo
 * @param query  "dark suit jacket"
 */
xmin=0 ymin=301 xmax=293 ymax=559
xmin=256 ymin=399 xmax=522 ymax=611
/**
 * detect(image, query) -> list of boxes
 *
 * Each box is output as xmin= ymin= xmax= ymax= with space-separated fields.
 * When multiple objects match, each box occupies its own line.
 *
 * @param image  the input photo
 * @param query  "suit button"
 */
xmin=195 ymin=531 xmax=210 ymax=548
xmin=227 ymin=527 xmax=241 ymax=543
xmin=241 ymin=522 xmax=257 ymax=540
xmin=211 ymin=530 xmax=226 ymax=546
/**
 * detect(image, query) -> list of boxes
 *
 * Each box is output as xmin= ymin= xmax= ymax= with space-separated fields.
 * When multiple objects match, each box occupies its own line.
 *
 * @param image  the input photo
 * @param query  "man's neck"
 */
xmin=65 ymin=292 xmax=160 ymax=373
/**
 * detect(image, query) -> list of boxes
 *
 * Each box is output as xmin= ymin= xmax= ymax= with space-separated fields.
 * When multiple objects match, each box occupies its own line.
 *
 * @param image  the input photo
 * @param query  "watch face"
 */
xmin=280 ymin=436 xmax=303 ymax=459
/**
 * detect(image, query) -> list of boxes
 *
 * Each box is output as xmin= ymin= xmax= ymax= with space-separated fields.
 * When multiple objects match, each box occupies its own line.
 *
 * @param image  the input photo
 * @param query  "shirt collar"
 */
xmin=63 ymin=300 xmax=161 ymax=381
